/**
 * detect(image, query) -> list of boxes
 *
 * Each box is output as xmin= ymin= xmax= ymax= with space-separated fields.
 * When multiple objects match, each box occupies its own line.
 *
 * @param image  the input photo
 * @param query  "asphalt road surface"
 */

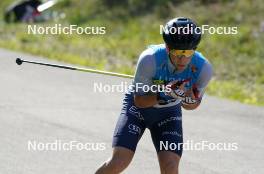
xmin=0 ymin=48 xmax=263 ymax=174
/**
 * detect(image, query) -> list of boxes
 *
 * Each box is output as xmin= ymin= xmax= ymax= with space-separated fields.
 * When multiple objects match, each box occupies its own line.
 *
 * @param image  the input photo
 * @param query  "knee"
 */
xmin=106 ymin=156 xmax=131 ymax=173
xmin=95 ymin=147 xmax=134 ymax=174
xmin=161 ymin=160 xmax=179 ymax=174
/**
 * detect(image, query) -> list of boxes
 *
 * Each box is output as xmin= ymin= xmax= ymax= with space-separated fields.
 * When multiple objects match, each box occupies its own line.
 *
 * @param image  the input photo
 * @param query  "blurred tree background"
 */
xmin=0 ymin=0 xmax=263 ymax=105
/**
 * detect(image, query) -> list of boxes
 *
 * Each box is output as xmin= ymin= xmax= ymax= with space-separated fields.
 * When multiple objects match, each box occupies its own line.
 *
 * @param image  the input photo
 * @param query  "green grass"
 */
xmin=0 ymin=0 xmax=263 ymax=106
xmin=207 ymin=79 xmax=263 ymax=106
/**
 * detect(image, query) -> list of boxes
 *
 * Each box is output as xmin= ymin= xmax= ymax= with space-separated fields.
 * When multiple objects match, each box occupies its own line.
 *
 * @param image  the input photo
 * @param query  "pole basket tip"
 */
xmin=16 ymin=58 xmax=22 ymax=65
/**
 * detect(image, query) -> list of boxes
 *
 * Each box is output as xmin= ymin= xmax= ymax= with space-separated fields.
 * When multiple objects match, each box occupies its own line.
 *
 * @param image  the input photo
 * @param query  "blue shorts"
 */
xmin=112 ymin=93 xmax=183 ymax=157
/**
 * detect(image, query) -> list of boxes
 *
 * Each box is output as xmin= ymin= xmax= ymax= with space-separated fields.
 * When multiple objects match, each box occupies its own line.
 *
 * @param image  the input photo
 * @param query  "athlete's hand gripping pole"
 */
xmin=165 ymin=79 xmax=191 ymax=99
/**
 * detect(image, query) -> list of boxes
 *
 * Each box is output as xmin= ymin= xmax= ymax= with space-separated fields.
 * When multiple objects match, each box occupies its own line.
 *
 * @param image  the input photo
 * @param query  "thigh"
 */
xmin=112 ymin=100 xmax=146 ymax=152
xmin=149 ymin=106 xmax=183 ymax=157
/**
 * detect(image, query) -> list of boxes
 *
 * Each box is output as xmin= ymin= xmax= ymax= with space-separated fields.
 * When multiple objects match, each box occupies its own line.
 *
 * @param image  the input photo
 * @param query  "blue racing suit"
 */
xmin=112 ymin=44 xmax=213 ymax=156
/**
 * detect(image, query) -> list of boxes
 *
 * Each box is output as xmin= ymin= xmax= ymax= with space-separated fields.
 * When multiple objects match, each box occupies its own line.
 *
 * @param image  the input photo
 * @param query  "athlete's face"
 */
xmin=168 ymin=48 xmax=194 ymax=71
